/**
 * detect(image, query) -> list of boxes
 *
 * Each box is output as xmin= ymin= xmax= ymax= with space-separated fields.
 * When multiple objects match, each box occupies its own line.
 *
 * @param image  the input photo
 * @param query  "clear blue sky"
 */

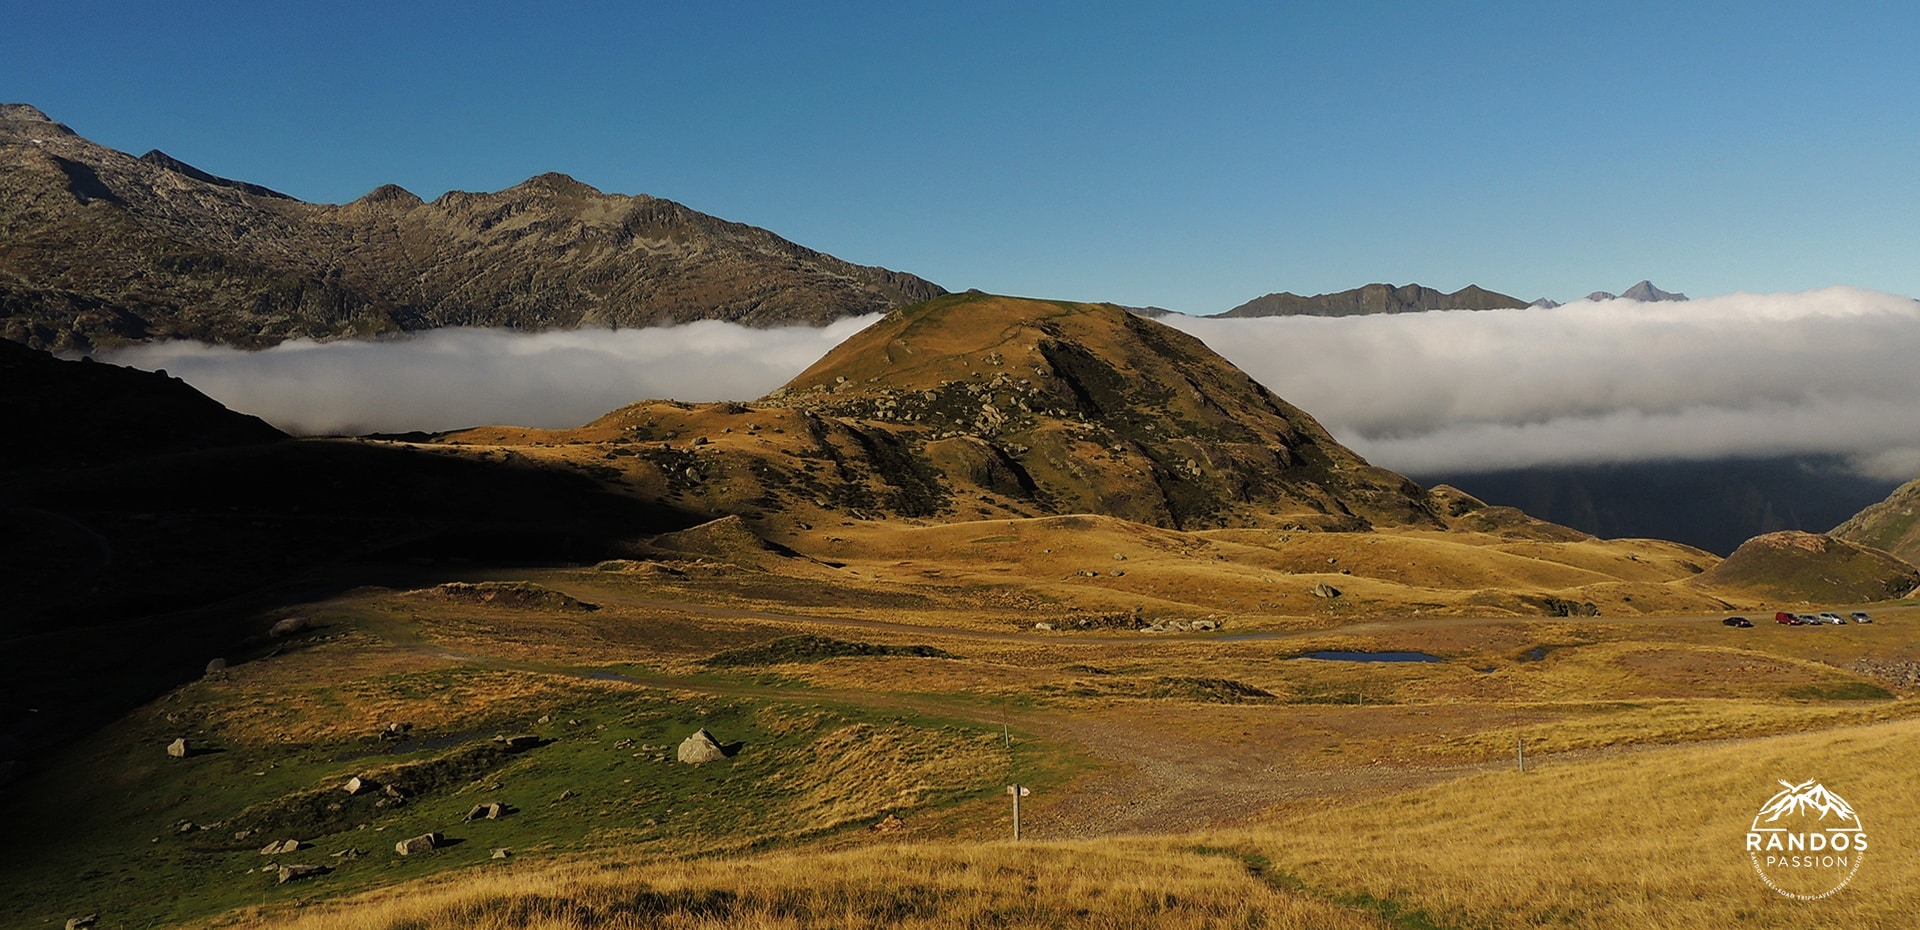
xmin=8 ymin=1 xmax=1918 ymax=311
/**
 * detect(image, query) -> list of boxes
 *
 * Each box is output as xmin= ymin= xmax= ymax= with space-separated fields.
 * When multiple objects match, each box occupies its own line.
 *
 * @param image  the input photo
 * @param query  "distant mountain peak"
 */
xmin=1620 ymin=280 xmax=1687 ymax=301
xmin=1529 ymin=297 xmax=1562 ymax=309
xmin=354 ymin=183 xmax=423 ymax=207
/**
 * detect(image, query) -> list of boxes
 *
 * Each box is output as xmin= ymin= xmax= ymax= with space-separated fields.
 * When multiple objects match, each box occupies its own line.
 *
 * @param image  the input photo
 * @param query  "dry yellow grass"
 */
xmin=1223 ymin=716 xmax=1920 ymax=929
xmin=218 ymin=839 xmax=1388 ymax=930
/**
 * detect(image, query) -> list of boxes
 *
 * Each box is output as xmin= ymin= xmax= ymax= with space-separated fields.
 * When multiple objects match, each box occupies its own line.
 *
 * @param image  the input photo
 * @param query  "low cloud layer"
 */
xmin=1162 ymin=287 xmax=1920 ymax=480
xmin=96 ymin=288 xmax=1920 ymax=484
xmin=99 ymin=316 xmax=880 ymax=436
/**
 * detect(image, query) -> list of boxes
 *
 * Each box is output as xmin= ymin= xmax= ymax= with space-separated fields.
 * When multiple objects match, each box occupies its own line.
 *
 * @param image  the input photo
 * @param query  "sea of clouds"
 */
xmin=1161 ymin=286 xmax=1920 ymax=481
xmin=96 ymin=287 xmax=1920 ymax=481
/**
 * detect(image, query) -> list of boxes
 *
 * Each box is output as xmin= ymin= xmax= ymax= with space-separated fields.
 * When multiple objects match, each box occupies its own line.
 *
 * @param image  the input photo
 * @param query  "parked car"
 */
xmin=1775 ymin=611 xmax=1798 ymax=625
xmin=1851 ymin=612 xmax=1873 ymax=623
xmin=1722 ymin=616 xmax=1753 ymax=627
xmin=1820 ymin=612 xmax=1844 ymax=624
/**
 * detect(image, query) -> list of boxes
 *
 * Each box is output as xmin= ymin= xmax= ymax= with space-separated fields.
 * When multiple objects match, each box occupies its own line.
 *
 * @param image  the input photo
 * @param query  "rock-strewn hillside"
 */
xmin=0 ymin=104 xmax=944 ymax=351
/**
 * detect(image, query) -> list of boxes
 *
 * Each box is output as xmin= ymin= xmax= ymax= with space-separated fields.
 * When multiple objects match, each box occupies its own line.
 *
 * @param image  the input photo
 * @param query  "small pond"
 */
xmin=1295 ymin=650 xmax=1442 ymax=663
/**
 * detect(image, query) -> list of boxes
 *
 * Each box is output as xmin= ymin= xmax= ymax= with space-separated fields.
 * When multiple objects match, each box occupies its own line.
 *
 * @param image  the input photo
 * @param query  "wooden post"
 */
xmin=1516 ymin=737 xmax=1526 ymax=773
xmin=1008 ymin=784 xmax=1029 ymax=840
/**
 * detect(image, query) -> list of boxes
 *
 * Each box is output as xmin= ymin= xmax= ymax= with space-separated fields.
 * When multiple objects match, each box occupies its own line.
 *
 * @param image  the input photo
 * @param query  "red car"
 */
xmin=1775 ymin=611 xmax=1798 ymax=625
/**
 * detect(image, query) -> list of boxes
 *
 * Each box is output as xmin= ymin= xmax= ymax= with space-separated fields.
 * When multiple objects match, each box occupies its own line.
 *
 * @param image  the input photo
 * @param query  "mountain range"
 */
xmin=0 ymin=104 xmax=943 ymax=351
xmin=1214 ymin=283 xmax=1527 ymax=318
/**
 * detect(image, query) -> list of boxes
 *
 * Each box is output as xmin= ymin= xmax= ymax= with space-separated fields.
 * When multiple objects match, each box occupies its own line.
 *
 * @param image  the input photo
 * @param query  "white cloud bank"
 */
xmin=1162 ymin=287 xmax=1920 ymax=480
xmin=94 ymin=288 xmax=1920 ymax=483
xmin=98 ymin=316 xmax=881 ymax=436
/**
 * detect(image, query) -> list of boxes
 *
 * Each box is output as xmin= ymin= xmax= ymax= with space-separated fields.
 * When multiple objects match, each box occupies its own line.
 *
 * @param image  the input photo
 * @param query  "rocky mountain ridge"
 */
xmin=1215 ymin=282 xmax=1526 ymax=318
xmin=0 ymin=104 xmax=944 ymax=351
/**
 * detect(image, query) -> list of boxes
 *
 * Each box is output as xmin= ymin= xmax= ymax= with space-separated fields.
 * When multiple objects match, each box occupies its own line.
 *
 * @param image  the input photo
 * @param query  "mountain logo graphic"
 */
xmin=1746 ymin=779 xmax=1867 ymax=900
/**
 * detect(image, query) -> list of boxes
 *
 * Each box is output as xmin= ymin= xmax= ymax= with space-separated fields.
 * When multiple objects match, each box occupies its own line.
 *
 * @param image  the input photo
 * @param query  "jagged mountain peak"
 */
xmin=1620 ymin=280 xmax=1688 ymax=301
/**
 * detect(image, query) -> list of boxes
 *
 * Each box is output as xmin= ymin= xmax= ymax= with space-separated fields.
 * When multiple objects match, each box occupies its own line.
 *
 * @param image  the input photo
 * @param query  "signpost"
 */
xmin=1007 ymin=784 xmax=1029 ymax=840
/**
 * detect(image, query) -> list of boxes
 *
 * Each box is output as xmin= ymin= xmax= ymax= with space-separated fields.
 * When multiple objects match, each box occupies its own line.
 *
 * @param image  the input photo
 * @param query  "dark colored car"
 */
xmin=1722 ymin=616 xmax=1752 ymax=627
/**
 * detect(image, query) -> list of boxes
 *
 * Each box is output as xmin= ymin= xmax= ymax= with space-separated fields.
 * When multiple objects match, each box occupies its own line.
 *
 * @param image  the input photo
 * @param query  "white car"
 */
xmin=1851 ymin=612 xmax=1873 ymax=623
xmin=1819 ymin=612 xmax=1845 ymax=625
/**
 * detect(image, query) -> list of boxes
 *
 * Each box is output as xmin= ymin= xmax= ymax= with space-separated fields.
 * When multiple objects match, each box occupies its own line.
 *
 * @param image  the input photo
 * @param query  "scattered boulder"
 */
xmin=395 ymin=832 xmax=442 ymax=856
xmin=259 ymin=839 xmax=301 ymax=855
xmin=465 ymin=802 xmax=506 ymax=822
xmin=383 ymin=783 xmax=408 ymax=799
xmin=65 ymin=915 xmax=96 ymax=930
xmin=343 ymin=776 xmax=370 ymax=795
xmin=1033 ymin=622 xmax=1054 ymax=631
xmin=1310 ymin=583 xmax=1342 ymax=599
xmin=676 ymin=728 xmax=728 ymax=764
xmin=491 ymin=847 xmax=512 ymax=859
xmin=204 ymin=658 xmax=228 ymax=676
xmin=277 ymin=864 xmax=330 ymax=884
xmin=380 ymin=722 xmax=413 ymax=741
xmin=332 ymin=848 xmax=363 ymax=860
xmin=166 ymin=738 xmax=191 ymax=758
xmin=268 ymin=617 xmax=310 ymax=638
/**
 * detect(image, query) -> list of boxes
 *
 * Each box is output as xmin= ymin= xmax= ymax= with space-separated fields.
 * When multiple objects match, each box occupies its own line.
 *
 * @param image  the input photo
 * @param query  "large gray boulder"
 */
xmin=676 ymin=728 xmax=728 ymax=764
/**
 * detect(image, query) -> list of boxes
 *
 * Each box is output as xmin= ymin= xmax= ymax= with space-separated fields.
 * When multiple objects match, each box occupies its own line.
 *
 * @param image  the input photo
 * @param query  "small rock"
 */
xmin=381 ymin=722 xmax=412 ymax=741
xmin=277 ymin=863 xmax=330 ymax=884
xmin=1033 ymin=622 xmax=1054 ymax=631
xmin=465 ymin=802 xmax=505 ymax=822
xmin=332 ymin=848 xmax=363 ymax=859
xmin=870 ymin=813 xmax=906 ymax=833
xmin=174 ymin=820 xmax=197 ymax=834
xmin=556 ymin=789 xmax=576 ymax=801
xmin=1112 ymin=553 xmax=1127 ymax=561
xmin=268 ymin=617 xmax=310 ymax=638
xmin=66 ymin=915 xmax=97 ymax=930
xmin=394 ymin=833 xmax=442 ymax=856
xmin=383 ymin=783 xmax=408 ymax=799
xmin=1310 ymin=583 xmax=1342 ymax=599
xmin=204 ymin=658 xmax=228 ymax=676
xmin=166 ymin=738 xmax=190 ymax=758
xmin=259 ymin=839 xmax=300 ymax=855
xmin=343 ymin=776 xmax=369 ymax=795
xmin=491 ymin=847 xmax=512 ymax=859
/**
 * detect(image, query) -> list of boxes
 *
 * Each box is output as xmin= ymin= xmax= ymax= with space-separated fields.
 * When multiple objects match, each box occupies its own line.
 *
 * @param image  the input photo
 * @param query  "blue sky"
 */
xmin=8 ymin=1 xmax=1918 ymax=312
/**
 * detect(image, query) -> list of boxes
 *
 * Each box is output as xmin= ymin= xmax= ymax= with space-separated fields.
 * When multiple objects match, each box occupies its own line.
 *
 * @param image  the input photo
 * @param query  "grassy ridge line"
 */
xmin=222 ymin=839 xmax=1389 ymax=930
xmin=1220 ymin=716 xmax=1920 ymax=929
